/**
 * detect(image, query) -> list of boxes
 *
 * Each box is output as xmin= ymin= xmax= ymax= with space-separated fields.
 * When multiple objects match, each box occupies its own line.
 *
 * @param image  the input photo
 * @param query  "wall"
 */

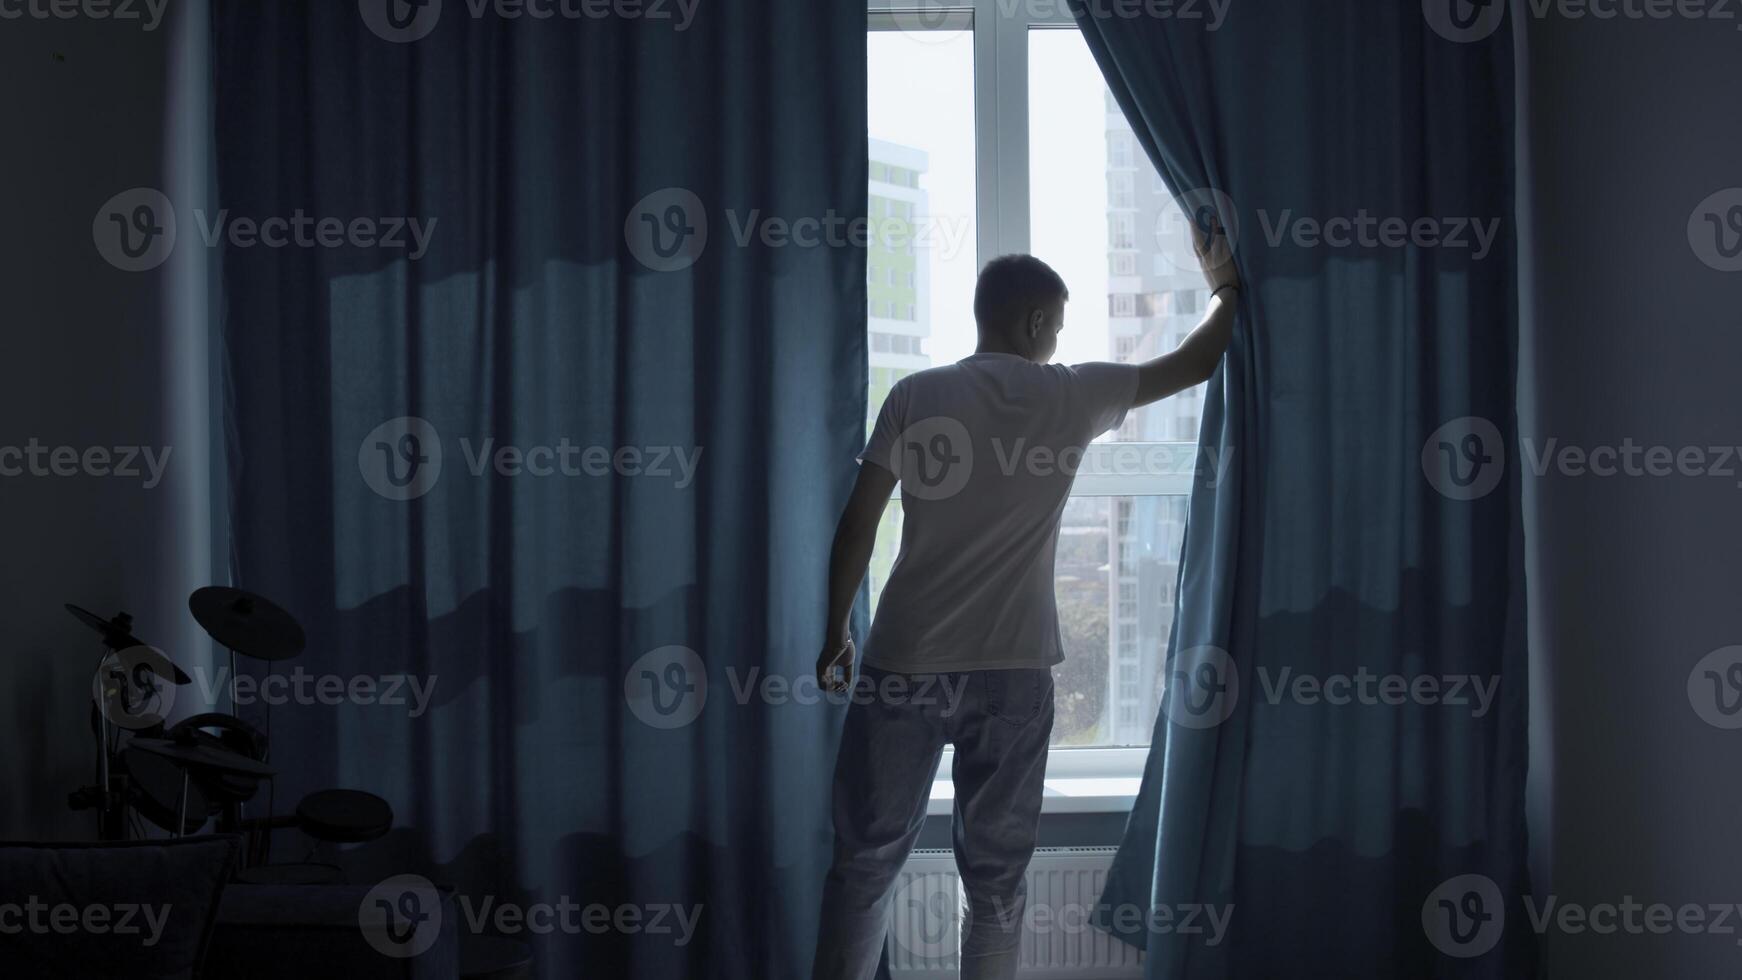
xmin=0 ymin=1 xmax=215 ymax=839
xmin=1520 ymin=3 xmax=1742 ymax=976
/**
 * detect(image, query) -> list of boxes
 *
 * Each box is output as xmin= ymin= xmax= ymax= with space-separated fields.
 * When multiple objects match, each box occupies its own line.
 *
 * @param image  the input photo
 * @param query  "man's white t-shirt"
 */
xmin=859 ymin=353 xmax=1140 ymax=673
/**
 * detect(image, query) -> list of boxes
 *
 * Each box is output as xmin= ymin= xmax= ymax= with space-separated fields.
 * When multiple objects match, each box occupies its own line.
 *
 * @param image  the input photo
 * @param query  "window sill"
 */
xmin=927 ymin=775 xmax=1140 ymax=815
xmin=926 ymin=747 xmax=1146 ymax=815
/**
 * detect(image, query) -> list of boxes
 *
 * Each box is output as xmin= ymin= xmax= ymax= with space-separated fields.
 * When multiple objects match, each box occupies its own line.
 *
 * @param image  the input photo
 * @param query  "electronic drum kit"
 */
xmin=69 ymin=588 xmax=395 ymax=884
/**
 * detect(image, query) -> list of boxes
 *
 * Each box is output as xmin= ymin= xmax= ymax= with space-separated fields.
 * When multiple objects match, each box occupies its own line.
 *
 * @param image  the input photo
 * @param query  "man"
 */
xmin=811 ymin=222 xmax=1239 ymax=980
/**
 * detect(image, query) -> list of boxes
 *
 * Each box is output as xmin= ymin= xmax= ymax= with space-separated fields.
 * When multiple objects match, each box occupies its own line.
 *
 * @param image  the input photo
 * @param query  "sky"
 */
xmin=867 ymin=27 xmax=1125 ymax=368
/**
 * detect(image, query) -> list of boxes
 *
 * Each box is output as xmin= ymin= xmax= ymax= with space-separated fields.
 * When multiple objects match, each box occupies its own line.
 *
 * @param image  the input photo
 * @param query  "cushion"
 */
xmin=0 ymin=834 xmax=241 ymax=980
xmin=205 ymin=882 xmax=460 ymax=979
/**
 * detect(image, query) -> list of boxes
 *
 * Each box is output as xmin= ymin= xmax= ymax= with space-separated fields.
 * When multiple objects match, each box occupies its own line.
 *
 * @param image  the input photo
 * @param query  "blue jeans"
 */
xmin=812 ymin=666 xmax=1055 ymax=980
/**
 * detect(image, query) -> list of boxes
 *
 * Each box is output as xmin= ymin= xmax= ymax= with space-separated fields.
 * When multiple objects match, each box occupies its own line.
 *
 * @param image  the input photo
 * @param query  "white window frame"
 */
xmin=869 ymin=1 xmax=1192 ymax=809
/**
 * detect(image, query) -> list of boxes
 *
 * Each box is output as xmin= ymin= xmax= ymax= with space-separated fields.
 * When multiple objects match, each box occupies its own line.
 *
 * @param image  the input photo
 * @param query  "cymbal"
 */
xmin=65 ymin=604 xmax=147 ymax=652
xmin=188 ymin=587 xmax=306 ymax=661
xmin=129 ymin=737 xmax=278 ymax=778
xmin=96 ymin=642 xmax=194 ymax=688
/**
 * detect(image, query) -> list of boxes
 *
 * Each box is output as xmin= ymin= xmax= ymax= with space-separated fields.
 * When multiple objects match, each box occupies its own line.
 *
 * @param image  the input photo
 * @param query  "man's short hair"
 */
xmin=973 ymin=254 xmax=1069 ymax=330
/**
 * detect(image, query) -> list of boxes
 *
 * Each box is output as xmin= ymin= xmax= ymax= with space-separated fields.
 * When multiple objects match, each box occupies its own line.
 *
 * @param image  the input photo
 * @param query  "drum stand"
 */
xmin=90 ymin=642 xmax=125 ymax=841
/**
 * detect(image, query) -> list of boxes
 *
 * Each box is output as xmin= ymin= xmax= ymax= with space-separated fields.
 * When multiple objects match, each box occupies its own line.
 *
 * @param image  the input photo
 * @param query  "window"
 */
xmin=1109 ymin=171 xmax=1135 ymax=208
xmin=870 ymin=4 xmax=1206 ymax=789
xmin=1108 ymin=132 xmax=1133 ymax=169
xmin=1109 ymin=214 xmax=1136 ymax=251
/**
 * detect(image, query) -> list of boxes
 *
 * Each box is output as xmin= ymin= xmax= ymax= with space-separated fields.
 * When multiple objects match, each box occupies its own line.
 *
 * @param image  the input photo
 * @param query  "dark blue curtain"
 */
xmin=1071 ymin=2 xmax=1532 ymax=977
xmin=212 ymin=3 xmax=864 ymax=977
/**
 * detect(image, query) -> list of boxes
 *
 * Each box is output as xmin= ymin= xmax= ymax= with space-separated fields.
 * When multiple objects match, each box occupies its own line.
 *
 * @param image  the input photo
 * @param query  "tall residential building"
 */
xmin=1104 ymin=91 xmax=1209 ymax=745
xmin=866 ymin=138 xmax=932 ymax=607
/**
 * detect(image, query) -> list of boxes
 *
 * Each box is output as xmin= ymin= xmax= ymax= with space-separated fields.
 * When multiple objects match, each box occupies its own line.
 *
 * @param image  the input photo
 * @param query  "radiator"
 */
xmin=886 ymin=847 xmax=1145 ymax=979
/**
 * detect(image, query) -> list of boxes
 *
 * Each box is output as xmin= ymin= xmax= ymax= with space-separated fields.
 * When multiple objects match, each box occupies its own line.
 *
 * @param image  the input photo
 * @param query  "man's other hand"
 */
xmin=817 ymin=637 xmax=856 ymax=695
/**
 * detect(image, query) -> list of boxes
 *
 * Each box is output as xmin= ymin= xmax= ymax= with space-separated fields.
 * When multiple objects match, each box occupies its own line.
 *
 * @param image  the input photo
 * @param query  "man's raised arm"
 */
xmin=1134 ymin=213 xmax=1241 ymax=408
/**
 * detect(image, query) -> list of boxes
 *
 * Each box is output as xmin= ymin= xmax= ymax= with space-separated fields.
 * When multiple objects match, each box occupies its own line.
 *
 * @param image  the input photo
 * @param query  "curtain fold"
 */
xmin=1071 ymin=2 xmax=1532 ymax=977
xmin=212 ymin=3 xmax=864 ymax=977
